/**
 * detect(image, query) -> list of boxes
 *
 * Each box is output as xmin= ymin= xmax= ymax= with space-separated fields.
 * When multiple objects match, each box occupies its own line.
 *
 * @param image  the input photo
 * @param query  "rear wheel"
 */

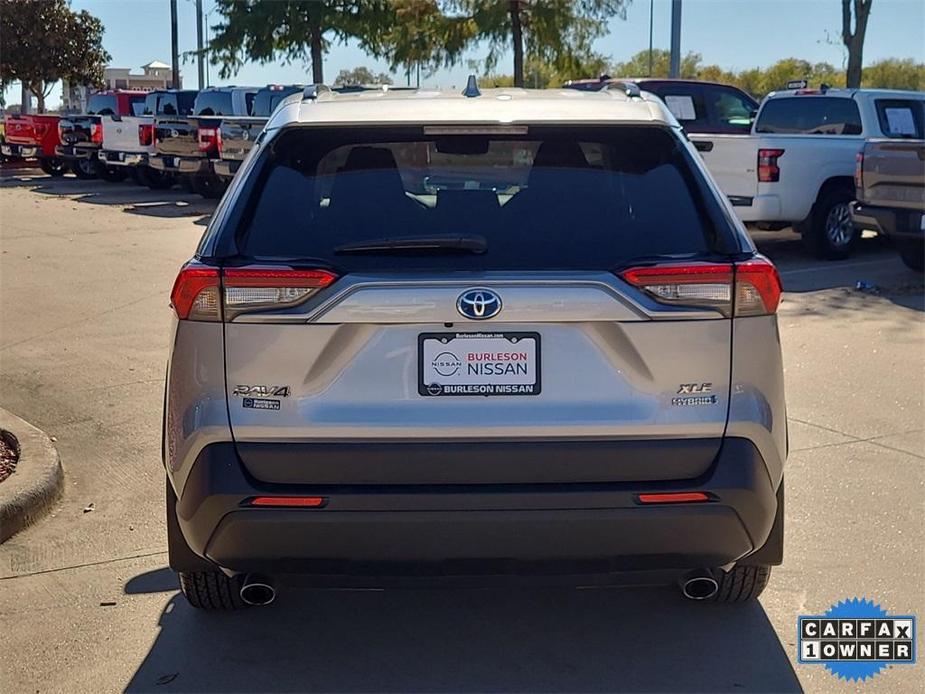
xmin=138 ymin=166 xmax=175 ymax=190
xmin=898 ymin=241 xmax=924 ymax=272
xmin=711 ymin=565 xmax=772 ymax=603
xmin=94 ymin=160 xmax=128 ymax=182
xmin=802 ymin=186 xmax=859 ymax=260
xmin=70 ymin=157 xmax=97 ymax=180
xmin=191 ymin=172 xmax=226 ymax=199
xmin=39 ymin=157 xmax=68 ymax=177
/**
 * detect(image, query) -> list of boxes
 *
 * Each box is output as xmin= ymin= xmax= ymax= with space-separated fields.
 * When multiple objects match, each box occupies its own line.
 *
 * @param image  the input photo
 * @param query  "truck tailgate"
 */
xmin=219 ymin=117 xmax=268 ymax=160
xmin=862 ymin=140 xmax=925 ymax=210
xmin=689 ymin=133 xmax=759 ymax=205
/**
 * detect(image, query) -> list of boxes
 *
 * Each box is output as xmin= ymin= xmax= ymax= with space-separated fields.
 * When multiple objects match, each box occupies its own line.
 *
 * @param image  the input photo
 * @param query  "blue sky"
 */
xmin=10 ymin=0 xmax=925 ymax=107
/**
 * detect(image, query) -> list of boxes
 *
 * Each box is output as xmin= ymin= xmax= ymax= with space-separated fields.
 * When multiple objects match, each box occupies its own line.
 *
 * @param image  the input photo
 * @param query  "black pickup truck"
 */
xmin=148 ymin=87 xmax=257 ymax=197
xmin=213 ymin=85 xmax=306 ymax=181
xmin=56 ymin=91 xmax=147 ymax=180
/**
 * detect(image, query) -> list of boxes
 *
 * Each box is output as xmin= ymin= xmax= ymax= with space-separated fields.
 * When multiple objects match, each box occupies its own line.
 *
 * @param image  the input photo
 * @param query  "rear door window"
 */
xmin=705 ymin=86 xmax=758 ymax=134
xmin=645 ymin=83 xmax=712 ymax=132
xmin=756 ymin=97 xmax=863 ymax=135
xmin=874 ymin=99 xmax=924 ymax=139
xmin=232 ymin=126 xmax=719 ymax=271
xmin=129 ymin=96 xmax=146 ymax=116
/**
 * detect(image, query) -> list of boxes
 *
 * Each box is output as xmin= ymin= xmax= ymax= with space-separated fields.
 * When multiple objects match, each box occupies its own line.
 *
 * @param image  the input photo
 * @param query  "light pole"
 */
xmin=170 ymin=0 xmax=180 ymax=88
xmin=669 ymin=0 xmax=682 ymax=78
xmin=196 ymin=0 xmax=204 ymax=89
xmin=648 ymin=0 xmax=654 ymax=77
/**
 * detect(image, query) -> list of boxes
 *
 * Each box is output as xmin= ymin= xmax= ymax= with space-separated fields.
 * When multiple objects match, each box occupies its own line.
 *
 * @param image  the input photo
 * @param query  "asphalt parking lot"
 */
xmin=0 ymin=167 xmax=922 ymax=693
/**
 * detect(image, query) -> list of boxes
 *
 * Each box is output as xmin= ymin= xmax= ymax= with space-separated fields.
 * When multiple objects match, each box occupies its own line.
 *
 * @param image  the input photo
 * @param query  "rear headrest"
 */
xmin=531 ymin=141 xmax=589 ymax=170
xmin=340 ymin=146 xmax=400 ymax=172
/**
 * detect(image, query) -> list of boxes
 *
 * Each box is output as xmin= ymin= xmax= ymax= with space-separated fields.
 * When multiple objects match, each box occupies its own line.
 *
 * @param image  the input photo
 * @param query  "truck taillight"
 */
xmin=757 ymin=148 xmax=785 ymax=183
xmin=139 ymin=123 xmax=155 ymax=146
xmin=855 ymin=151 xmax=864 ymax=191
xmin=620 ymin=257 xmax=781 ymax=317
xmin=91 ymin=122 xmax=103 ymax=144
xmin=170 ymin=264 xmax=339 ymax=322
xmin=198 ymin=127 xmax=221 ymax=153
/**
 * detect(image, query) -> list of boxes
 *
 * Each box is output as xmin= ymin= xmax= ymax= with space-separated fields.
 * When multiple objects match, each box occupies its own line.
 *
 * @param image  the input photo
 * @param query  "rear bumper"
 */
xmin=1 ymin=143 xmax=39 ymax=159
xmin=734 ymin=194 xmax=783 ymax=223
xmin=98 ymin=149 xmax=146 ymax=167
xmin=852 ymin=201 xmax=924 ymax=240
xmin=172 ymin=437 xmax=780 ymax=576
xmin=213 ymin=159 xmax=241 ymax=179
xmin=56 ymin=144 xmax=98 ymax=160
xmin=149 ymin=154 xmax=210 ymax=174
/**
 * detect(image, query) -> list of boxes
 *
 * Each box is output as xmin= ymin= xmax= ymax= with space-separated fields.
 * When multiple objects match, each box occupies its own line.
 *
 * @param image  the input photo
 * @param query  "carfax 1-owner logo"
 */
xmin=798 ymin=597 xmax=917 ymax=682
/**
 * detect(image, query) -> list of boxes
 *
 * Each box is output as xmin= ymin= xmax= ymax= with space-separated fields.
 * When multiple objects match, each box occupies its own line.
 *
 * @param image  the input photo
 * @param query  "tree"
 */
xmin=335 ymin=66 xmax=394 ymax=85
xmin=454 ymin=1 xmax=627 ymax=88
xmin=377 ymin=0 xmax=474 ymax=81
xmin=862 ymin=58 xmax=925 ymax=90
xmin=208 ymin=0 xmax=392 ymax=84
xmin=611 ymin=49 xmax=702 ymax=79
xmin=842 ymin=0 xmax=873 ymax=88
xmin=0 ymin=0 xmax=110 ymax=113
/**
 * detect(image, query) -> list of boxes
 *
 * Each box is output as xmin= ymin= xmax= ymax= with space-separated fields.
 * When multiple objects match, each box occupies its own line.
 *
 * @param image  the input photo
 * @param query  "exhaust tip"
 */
xmin=240 ymin=575 xmax=276 ymax=606
xmin=681 ymin=573 xmax=719 ymax=601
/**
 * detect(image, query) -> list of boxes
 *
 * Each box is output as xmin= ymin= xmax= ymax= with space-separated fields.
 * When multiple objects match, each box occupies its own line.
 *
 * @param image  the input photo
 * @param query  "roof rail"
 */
xmin=462 ymin=74 xmax=481 ymax=98
xmin=604 ymin=81 xmax=641 ymax=99
xmin=303 ymin=84 xmax=332 ymax=100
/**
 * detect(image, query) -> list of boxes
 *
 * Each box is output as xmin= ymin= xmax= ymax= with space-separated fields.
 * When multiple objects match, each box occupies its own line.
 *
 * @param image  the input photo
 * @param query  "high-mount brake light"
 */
xmin=619 ymin=257 xmax=781 ymax=317
xmin=758 ymin=149 xmax=785 ymax=182
xmin=170 ymin=263 xmax=221 ymax=321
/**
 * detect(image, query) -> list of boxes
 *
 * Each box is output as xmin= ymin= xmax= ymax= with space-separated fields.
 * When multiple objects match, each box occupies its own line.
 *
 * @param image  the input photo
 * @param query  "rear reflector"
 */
xmin=248 ymin=496 xmax=326 ymax=508
xmin=619 ymin=257 xmax=781 ymax=316
xmin=637 ymin=492 xmax=710 ymax=504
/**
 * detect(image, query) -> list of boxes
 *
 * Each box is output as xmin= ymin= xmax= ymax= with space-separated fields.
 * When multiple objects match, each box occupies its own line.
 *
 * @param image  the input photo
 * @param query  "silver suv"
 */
xmin=164 ymin=82 xmax=787 ymax=609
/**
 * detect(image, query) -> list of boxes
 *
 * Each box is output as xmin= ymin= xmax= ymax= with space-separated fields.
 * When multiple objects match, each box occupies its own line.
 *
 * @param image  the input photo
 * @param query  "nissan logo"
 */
xmin=457 ymin=288 xmax=502 ymax=320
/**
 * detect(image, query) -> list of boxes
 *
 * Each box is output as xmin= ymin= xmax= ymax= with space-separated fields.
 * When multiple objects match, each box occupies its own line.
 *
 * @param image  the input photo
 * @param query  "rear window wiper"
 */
xmin=334 ymin=235 xmax=488 ymax=255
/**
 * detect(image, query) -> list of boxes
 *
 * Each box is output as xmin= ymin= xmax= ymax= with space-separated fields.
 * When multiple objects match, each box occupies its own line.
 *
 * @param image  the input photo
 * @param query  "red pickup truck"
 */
xmin=57 ymin=90 xmax=147 ymax=180
xmin=1 ymin=113 xmax=69 ymax=176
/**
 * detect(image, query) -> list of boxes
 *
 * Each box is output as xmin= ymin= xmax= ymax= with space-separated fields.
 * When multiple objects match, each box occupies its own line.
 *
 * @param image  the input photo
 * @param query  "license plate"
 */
xmin=418 ymin=332 xmax=541 ymax=396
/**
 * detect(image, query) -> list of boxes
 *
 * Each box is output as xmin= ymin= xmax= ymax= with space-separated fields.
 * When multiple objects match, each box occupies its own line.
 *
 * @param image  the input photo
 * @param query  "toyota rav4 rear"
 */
xmin=163 ymin=85 xmax=787 ymax=609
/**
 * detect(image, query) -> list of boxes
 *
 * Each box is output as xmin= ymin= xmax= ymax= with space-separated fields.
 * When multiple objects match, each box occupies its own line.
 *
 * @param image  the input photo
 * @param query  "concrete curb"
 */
xmin=0 ymin=408 xmax=64 ymax=543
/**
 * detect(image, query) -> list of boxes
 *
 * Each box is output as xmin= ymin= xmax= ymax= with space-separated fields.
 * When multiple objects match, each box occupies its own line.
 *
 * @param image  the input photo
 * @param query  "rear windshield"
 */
xmin=874 ymin=99 xmax=924 ymax=139
xmin=88 ymin=94 xmax=144 ymax=116
xmin=232 ymin=126 xmax=717 ymax=271
xmin=145 ymin=91 xmax=198 ymax=116
xmin=194 ymin=91 xmax=234 ymax=115
xmin=251 ymin=87 xmax=302 ymax=117
xmin=756 ymin=96 xmax=863 ymax=135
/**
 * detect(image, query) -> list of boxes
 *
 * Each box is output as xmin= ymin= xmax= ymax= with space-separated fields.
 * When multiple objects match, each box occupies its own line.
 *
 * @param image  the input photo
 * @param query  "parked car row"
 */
xmin=1 ymin=84 xmax=308 ymax=197
xmin=565 ymin=77 xmax=925 ymax=267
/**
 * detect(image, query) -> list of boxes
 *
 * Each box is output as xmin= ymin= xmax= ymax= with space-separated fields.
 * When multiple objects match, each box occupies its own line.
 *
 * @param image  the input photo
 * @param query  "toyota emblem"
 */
xmin=456 ymin=288 xmax=502 ymax=320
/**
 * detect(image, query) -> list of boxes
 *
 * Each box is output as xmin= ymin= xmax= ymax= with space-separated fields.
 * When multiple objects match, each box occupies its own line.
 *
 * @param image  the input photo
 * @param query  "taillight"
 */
xmin=619 ymin=257 xmax=781 ymax=317
xmin=139 ymin=123 xmax=155 ymax=146
xmin=91 ymin=122 xmax=103 ymax=144
xmin=170 ymin=263 xmax=221 ymax=321
xmin=170 ymin=264 xmax=339 ymax=321
xmin=198 ymin=127 xmax=221 ymax=153
xmin=855 ymin=151 xmax=864 ymax=191
xmin=757 ymin=148 xmax=785 ymax=182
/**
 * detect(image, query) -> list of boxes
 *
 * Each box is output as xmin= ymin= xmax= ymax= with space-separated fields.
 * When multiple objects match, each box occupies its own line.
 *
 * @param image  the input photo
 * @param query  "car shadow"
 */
xmin=0 ymin=169 xmax=218 ymax=221
xmin=124 ymin=568 xmax=800 ymax=693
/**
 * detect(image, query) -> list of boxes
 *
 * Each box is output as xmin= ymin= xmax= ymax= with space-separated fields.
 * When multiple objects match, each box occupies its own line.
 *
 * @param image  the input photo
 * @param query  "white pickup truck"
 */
xmin=98 ymin=89 xmax=198 ymax=189
xmin=699 ymin=85 xmax=925 ymax=258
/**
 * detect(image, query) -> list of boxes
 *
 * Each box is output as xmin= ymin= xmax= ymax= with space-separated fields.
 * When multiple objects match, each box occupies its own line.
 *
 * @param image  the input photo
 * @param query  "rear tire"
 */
xmin=802 ymin=186 xmax=859 ymax=260
xmin=70 ymin=157 xmax=97 ymax=180
xmin=190 ymin=172 xmax=226 ymax=199
xmin=138 ymin=166 xmax=175 ymax=190
xmin=39 ymin=157 xmax=68 ymax=177
xmin=178 ymin=570 xmax=247 ymax=611
xmin=711 ymin=565 xmax=771 ymax=603
xmin=898 ymin=241 xmax=924 ymax=272
xmin=94 ymin=160 xmax=128 ymax=182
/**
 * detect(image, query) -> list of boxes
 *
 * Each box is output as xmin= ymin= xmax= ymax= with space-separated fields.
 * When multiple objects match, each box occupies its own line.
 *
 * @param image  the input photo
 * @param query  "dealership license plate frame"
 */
xmin=418 ymin=331 xmax=541 ymax=397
